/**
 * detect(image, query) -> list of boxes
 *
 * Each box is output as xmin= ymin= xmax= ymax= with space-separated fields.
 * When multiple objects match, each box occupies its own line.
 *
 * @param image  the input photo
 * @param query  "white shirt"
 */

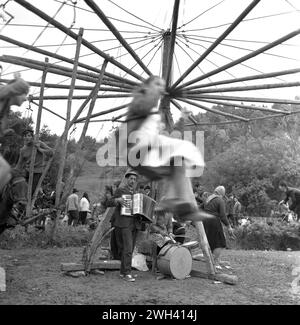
xmin=80 ymin=197 xmax=90 ymax=212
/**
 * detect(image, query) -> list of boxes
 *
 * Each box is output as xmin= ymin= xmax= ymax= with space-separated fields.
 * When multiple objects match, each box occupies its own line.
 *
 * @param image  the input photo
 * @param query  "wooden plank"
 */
xmin=61 ymin=260 xmax=121 ymax=272
xmin=191 ymin=260 xmax=238 ymax=285
xmin=82 ymin=207 xmax=116 ymax=273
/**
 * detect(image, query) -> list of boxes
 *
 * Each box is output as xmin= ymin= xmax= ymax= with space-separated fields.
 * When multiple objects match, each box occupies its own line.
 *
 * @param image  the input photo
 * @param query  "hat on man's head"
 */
xmin=73 ymin=188 xmax=79 ymax=193
xmin=124 ymin=168 xmax=138 ymax=178
xmin=22 ymin=128 xmax=34 ymax=136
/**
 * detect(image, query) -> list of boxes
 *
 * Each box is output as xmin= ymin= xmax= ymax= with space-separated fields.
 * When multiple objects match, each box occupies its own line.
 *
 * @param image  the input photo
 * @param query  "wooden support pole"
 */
xmin=74 ymin=103 xmax=129 ymax=123
xmin=30 ymin=94 xmax=131 ymax=101
xmin=181 ymin=93 xmax=300 ymax=105
xmin=165 ymin=0 xmax=180 ymax=86
xmin=61 ymin=60 xmax=109 ymax=204
xmin=50 ymin=28 xmax=84 ymax=240
xmin=182 ymin=81 xmax=300 ymax=95
xmin=30 ymin=101 xmax=66 ymax=121
xmin=175 ymin=26 xmax=300 ymax=90
xmin=25 ymin=57 xmax=48 ymax=219
xmin=0 ymin=34 xmax=139 ymax=87
xmin=84 ymin=0 xmax=152 ymax=76
xmin=0 ymin=79 xmax=132 ymax=92
xmin=183 ymin=68 xmax=300 ymax=91
xmin=177 ymin=97 xmax=250 ymax=121
xmin=14 ymin=0 xmax=144 ymax=81
xmin=171 ymin=0 xmax=261 ymax=89
xmin=187 ymin=97 xmax=291 ymax=115
xmin=0 ymin=55 xmax=134 ymax=90
xmin=30 ymin=83 xmax=102 ymax=209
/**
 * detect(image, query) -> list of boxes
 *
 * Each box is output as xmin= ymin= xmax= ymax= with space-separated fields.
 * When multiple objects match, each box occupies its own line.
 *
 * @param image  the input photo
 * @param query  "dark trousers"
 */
xmin=110 ymin=228 xmax=121 ymax=260
xmin=25 ymin=172 xmax=42 ymax=195
xmin=78 ymin=211 xmax=87 ymax=225
xmin=68 ymin=210 xmax=79 ymax=226
xmin=114 ymin=226 xmax=138 ymax=275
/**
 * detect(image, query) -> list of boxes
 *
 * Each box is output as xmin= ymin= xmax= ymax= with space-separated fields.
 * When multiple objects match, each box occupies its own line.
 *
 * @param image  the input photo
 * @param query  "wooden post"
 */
xmin=50 ymin=27 xmax=84 ymax=240
xmin=61 ymin=59 xmax=109 ymax=204
xmin=25 ymin=57 xmax=48 ymax=219
xmin=30 ymin=82 xmax=104 ymax=210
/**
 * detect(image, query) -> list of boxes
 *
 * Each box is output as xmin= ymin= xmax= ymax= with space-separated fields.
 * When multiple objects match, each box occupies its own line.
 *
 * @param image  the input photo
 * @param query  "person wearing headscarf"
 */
xmin=119 ymin=76 xmax=212 ymax=224
xmin=202 ymin=186 xmax=234 ymax=268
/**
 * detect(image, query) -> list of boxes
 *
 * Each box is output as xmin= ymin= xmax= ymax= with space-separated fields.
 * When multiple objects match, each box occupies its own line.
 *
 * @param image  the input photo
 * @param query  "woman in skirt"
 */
xmin=203 ymin=186 xmax=235 ymax=268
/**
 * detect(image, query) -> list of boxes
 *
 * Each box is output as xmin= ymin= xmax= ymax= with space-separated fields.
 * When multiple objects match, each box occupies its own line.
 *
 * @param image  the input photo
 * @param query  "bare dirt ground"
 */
xmin=0 ymin=247 xmax=300 ymax=305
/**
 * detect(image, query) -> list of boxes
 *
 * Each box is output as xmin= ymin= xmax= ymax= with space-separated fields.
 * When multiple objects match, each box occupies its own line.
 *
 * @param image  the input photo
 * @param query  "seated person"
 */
xmin=149 ymin=210 xmax=174 ymax=250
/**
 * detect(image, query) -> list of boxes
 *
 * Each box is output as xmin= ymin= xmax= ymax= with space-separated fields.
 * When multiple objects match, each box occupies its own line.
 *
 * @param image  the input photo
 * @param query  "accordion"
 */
xmin=121 ymin=193 xmax=156 ymax=223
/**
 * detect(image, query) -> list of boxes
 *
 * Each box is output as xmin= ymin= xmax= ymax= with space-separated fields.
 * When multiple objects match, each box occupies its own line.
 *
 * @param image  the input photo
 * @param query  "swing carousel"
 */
xmin=1 ymin=0 xmax=300 ymax=282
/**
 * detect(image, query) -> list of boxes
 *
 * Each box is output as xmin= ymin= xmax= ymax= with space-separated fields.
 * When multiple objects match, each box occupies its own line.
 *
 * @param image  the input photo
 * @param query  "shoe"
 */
xmin=119 ymin=273 xmax=125 ymax=278
xmin=123 ymin=274 xmax=135 ymax=282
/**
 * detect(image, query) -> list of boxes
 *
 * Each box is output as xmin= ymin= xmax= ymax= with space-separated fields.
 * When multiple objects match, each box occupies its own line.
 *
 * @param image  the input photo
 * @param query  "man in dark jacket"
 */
xmin=279 ymin=181 xmax=300 ymax=221
xmin=107 ymin=169 xmax=141 ymax=282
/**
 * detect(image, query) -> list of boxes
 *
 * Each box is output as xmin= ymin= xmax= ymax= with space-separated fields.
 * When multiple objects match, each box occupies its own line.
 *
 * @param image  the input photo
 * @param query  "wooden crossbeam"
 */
xmin=171 ymin=0 xmax=261 ymax=89
xmin=14 ymin=0 xmax=145 ymax=81
xmin=84 ymin=0 xmax=152 ymax=76
xmin=0 ymin=34 xmax=139 ymax=87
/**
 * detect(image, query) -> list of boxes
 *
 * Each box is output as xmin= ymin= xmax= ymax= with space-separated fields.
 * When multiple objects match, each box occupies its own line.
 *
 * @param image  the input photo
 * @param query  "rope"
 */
xmin=177 ymin=34 xmax=286 ymax=86
xmin=181 ymin=10 xmax=300 ymax=33
xmin=180 ymin=34 xmax=300 ymax=63
xmin=106 ymin=0 xmax=162 ymax=32
xmin=178 ymin=0 xmax=226 ymax=29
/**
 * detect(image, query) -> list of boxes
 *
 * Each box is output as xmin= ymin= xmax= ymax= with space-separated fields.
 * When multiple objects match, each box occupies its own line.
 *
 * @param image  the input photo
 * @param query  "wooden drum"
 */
xmin=157 ymin=244 xmax=192 ymax=280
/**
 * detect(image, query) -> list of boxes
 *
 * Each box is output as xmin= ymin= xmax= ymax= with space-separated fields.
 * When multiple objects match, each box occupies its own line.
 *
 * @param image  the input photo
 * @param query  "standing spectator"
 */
xmin=202 ymin=186 xmax=234 ymax=268
xmin=144 ymin=185 xmax=151 ymax=197
xmin=79 ymin=192 xmax=90 ymax=225
xmin=279 ymin=181 xmax=300 ymax=221
xmin=16 ymin=129 xmax=53 ymax=195
xmin=106 ymin=169 xmax=142 ymax=282
xmin=65 ymin=188 xmax=79 ymax=226
xmin=232 ymin=197 xmax=242 ymax=226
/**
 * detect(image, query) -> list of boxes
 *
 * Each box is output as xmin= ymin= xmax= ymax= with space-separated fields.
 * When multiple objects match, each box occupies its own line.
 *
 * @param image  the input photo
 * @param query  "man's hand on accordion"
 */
xmin=115 ymin=197 xmax=130 ymax=207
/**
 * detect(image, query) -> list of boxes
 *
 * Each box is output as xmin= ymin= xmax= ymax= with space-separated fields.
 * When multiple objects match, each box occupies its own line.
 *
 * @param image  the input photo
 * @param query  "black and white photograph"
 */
xmin=0 ymin=0 xmax=300 ymax=308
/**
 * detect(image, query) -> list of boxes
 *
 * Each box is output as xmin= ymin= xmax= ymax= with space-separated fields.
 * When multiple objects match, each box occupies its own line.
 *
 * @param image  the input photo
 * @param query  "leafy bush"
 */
xmin=231 ymin=220 xmax=300 ymax=251
xmin=0 ymin=223 xmax=92 ymax=249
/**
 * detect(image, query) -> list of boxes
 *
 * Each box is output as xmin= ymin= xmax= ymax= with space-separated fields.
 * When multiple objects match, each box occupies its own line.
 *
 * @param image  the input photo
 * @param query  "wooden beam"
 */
xmin=51 ymin=28 xmax=84 ymax=240
xmin=84 ymin=0 xmax=152 ymax=77
xmin=61 ymin=260 xmax=121 ymax=272
xmin=188 ymin=97 xmax=290 ymax=114
xmin=183 ymin=81 xmax=300 ymax=94
xmin=74 ymin=103 xmax=129 ymax=123
xmin=177 ymin=97 xmax=250 ymax=121
xmin=14 ymin=0 xmax=144 ymax=81
xmin=183 ymin=68 xmax=300 ymax=91
xmin=175 ymin=27 xmax=300 ymax=90
xmin=30 ymin=101 xmax=66 ymax=121
xmin=26 ymin=57 xmax=48 ymax=218
xmin=0 ymin=55 xmax=134 ymax=90
xmin=61 ymin=60 xmax=108 ymax=204
xmin=30 ymin=83 xmax=102 ymax=209
xmin=165 ymin=0 xmax=180 ymax=86
xmin=30 ymin=94 xmax=131 ymax=100
xmin=0 ymin=34 xmax=139 ymax=87
xmin=182 ymin=93 xmax=300 ymax=105
xmin=171 ymin=0 xmax=261 ymax=89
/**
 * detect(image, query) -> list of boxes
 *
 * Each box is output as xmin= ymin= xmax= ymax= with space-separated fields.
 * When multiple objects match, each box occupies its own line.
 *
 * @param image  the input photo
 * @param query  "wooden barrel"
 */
xmin=157 ymin=244 xmax=192 ymax=280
